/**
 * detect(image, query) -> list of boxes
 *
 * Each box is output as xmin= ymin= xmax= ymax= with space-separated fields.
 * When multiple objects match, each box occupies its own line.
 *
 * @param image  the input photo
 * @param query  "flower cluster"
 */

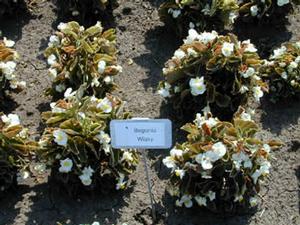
xmin=260 ymin=41 xmax=300 ymax=100
xmin=158 ymin=29 xmax=268 ymax=119
xmin=55 ymin=0 xmax=118 ymax=19
xmin=238 ymin=0 xmax=297 ymax=20
xmin=0 ymin=38 xmax=26 ymax=94
xmin=38 ymin=94 xmax=138 ymax=191
xmin=159 ymin=0 xmax=239 ymax=34
xmin=44 ymin=21 xmax=121 ymax=98
xmin=0 ymin=113 xmax=37 ymax=195
xmin=163 ymin=107 xmax=280 ymax=213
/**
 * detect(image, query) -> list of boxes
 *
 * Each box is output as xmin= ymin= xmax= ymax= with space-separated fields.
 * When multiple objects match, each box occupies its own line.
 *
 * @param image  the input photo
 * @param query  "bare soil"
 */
xmin=0 ymin=0 xmax=299 ymax=225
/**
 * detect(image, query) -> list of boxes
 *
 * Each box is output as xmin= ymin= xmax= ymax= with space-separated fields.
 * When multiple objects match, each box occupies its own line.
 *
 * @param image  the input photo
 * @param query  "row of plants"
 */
xmin=0 ymin=21 xmax=139 ymax=195
xmin=1 ymin=0 xmax=299 ymax=217
xmin=158 ymin=29 xmax=299 ymax=212
xmin=159 ymin=0 xmax=299 ymax=34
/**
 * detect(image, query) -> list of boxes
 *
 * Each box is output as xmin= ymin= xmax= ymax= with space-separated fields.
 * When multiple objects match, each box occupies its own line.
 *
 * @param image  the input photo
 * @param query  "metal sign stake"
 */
xmin=140 ymin=149 xmax=156 ymax=221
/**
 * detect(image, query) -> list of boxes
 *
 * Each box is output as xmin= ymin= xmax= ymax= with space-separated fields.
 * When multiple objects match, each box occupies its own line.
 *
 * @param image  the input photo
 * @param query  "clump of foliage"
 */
xmin=238 ymin=0 xmax=299 ymax=21
xmin=44 ymin=21 xmax=122 ymax=99
xmin=0 ymin=113 xmax=37 ymax=195
xmin=55 ymin=0 xmax=118 ymax=20
xmin=260 ymin=41 xmax=300 ymax=101
xmin=38 ymin=93 xmax=139 ymax=192
xmin=158 ymin=29 xmax=268 ymax=120
xmin=163 ymin=107 xmax=281 ymax=213
xmin=0 ymin=37 xmax=26 ymax=95
xmin=159 ymin=0 xmax=239 ymax=34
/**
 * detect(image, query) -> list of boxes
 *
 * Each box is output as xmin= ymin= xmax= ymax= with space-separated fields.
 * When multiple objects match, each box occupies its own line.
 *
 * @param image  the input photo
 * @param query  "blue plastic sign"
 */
xmin=110 ymin=119 xmax=172 ymax=149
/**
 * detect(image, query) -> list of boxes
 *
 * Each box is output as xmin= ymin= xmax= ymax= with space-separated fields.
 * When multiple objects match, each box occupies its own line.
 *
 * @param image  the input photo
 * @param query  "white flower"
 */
xmin=47 ymin=54 xmax=57 ymax=65
xmin=174 ymin=86 xmax=180 ymax=93
xmin=239 ymin=85 xmax=249 ymax=94
xmin=91 ymin=222 xmax=100 ymax=225
xmin=64 ymin=88 xmax=76 ymax=99
xmin=96 ymin=131 xmax=111 ymax=144
xmin=198 ymin=31 xmax=218 ymax=45
xmin=229 ymin=12 xmax=238 ymax=24
xmin=281 ymin=71 xmax=288 ymax=79
xmin=189 ymin=77 xmax=206 ymax=96
xmin=244 ymin=42 xmax=257 ymax=52
xmin=222 ymin=42 xmax=234 ymax=57
xmin=17 ymin=170 xmax=30 ymax=183
xmin=158 ymin=87 xmax=170 ymax=98
xmin=288 ymin=61 xmax=298 ymax=71
xmin=111 ymin=65 xmax=123 ymax=73
xmin=81 ymin=166 xmax=94 ymax=177
xmin=97 ymin=97 xmax=112 ymax=113
xmin=78 ymin=112 xmax=85 ymax=119
xmin=295 ymin=56 xmax=300 ymax=64
xmin=59 ymin=158 xmax=73 ymax=173
xmin=55 ymin=83 xmax=66 ymax=93
xmin=252 ymin=86 xmax=264 ymax=102
xmin=195 ymin=195 xmax=207 ymax=206
xmin=175 ymin=169 xmax=185 ymax=179
xmin=50 ymin=102 xmax=65 ymax=113
xmin=189 ymin=22 xmax=195 ymax=29
xmin=48 ymin=68 xmax=57 ymax=80
xmin=241 ymin=67 xmax=256 ymax=78
xmin=1 ymin=113 xmax=20 ymax=127
xmin=163 ymin=156 xmax=177 ymax=169
xmin=172 ymin=9 xmax=181 ymax=18
xmin=211 ymin=142 xmax=227 ymax=158
xmin=240 ymin=112 xmax=252 ymax=121
xmin=271 ymin=46 xmax=287 ymax=59
xmin=97 ymin=60 xmax=106 ymax=74
xmin=91 ymin=77 xmax=100 ymax=87
xmin=53 ymin=129 xmax=68 ymax=147
xmin=184 ymin=29 xmax=199 ymax=44
xmin=48 ymin=35 xmax=60 ymax=47
xmin=170 ymin=148 xmax=183 ymax=158
xmin=195 ymin=114 xmax=218 ymax=128
xmin=206 ymin=191 xmax=216 ymax=201
xmin=179 ymin=195 xmax=193 ymax=208
xmin=116 ymin=174 xmax=126 ymax=190
xmin=72 ymin=10 xmax=80 ymax=16
xmin=0 ymin=61 xmax=16 ymax=77
xmin=232 ymin=151 xmax=252 ymax=170
xmin=263 ymin=144 xmax=271 ymax=153
xmin=249 ymin=197 xmax=258 ymax=207
xmin=174 ymin=49 xmax=186 ymax=60
xmin=250 ymin=5 xmax=258 ymax=17
xmin=122 ymin=151 xmax=134 ymax=162
xmin=57 ymin=22 xmax=68 ymax=31
xmin=187 ymin=48 xmax=197 ymax=57
xmin=195 ymin=142 xmax=227 ymax=170
xmin=79 ymin=174 xmax=92 ymax=186
xmin=195 ymin=153 xmax=213 ymax=170
xmin=3 ymin=37 xmax=15 ymax=47
xmin=103 ymin=76 xmax=113 ymax=84
xmin=33 ymin=163 xmax=46 ymax=173
xmin=251 ymin=160 xmax=271 ymax=184
xmin=277 ymin=0 xmax=289 ymax=6
xmin=201 ymin=4 xmax=210 ymax=15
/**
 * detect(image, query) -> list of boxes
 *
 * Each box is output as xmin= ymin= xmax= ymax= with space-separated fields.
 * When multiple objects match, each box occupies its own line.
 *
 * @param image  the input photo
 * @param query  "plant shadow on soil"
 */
xmin=233 ymin=14 xmax=292 ymax=58
xmin=260 ymin=96 xmax=300 ymax=135
xmin=0 ymin=181 xmax=133 ymax=225
xmin=0 ymin=3 xmax=31 ymax=41
xmin=51 ymin=0 xmax=117 ymax=29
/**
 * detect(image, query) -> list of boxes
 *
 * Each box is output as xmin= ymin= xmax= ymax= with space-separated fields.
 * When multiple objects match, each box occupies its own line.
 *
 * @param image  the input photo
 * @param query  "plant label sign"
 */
xmin=110 ymin=119 xmax=172 ymax=149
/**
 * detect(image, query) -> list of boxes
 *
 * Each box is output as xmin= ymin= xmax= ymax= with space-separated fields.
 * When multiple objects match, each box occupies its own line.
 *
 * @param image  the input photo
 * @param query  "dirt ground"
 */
xmin=0 ymin=0 xmax=299 ymax=224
